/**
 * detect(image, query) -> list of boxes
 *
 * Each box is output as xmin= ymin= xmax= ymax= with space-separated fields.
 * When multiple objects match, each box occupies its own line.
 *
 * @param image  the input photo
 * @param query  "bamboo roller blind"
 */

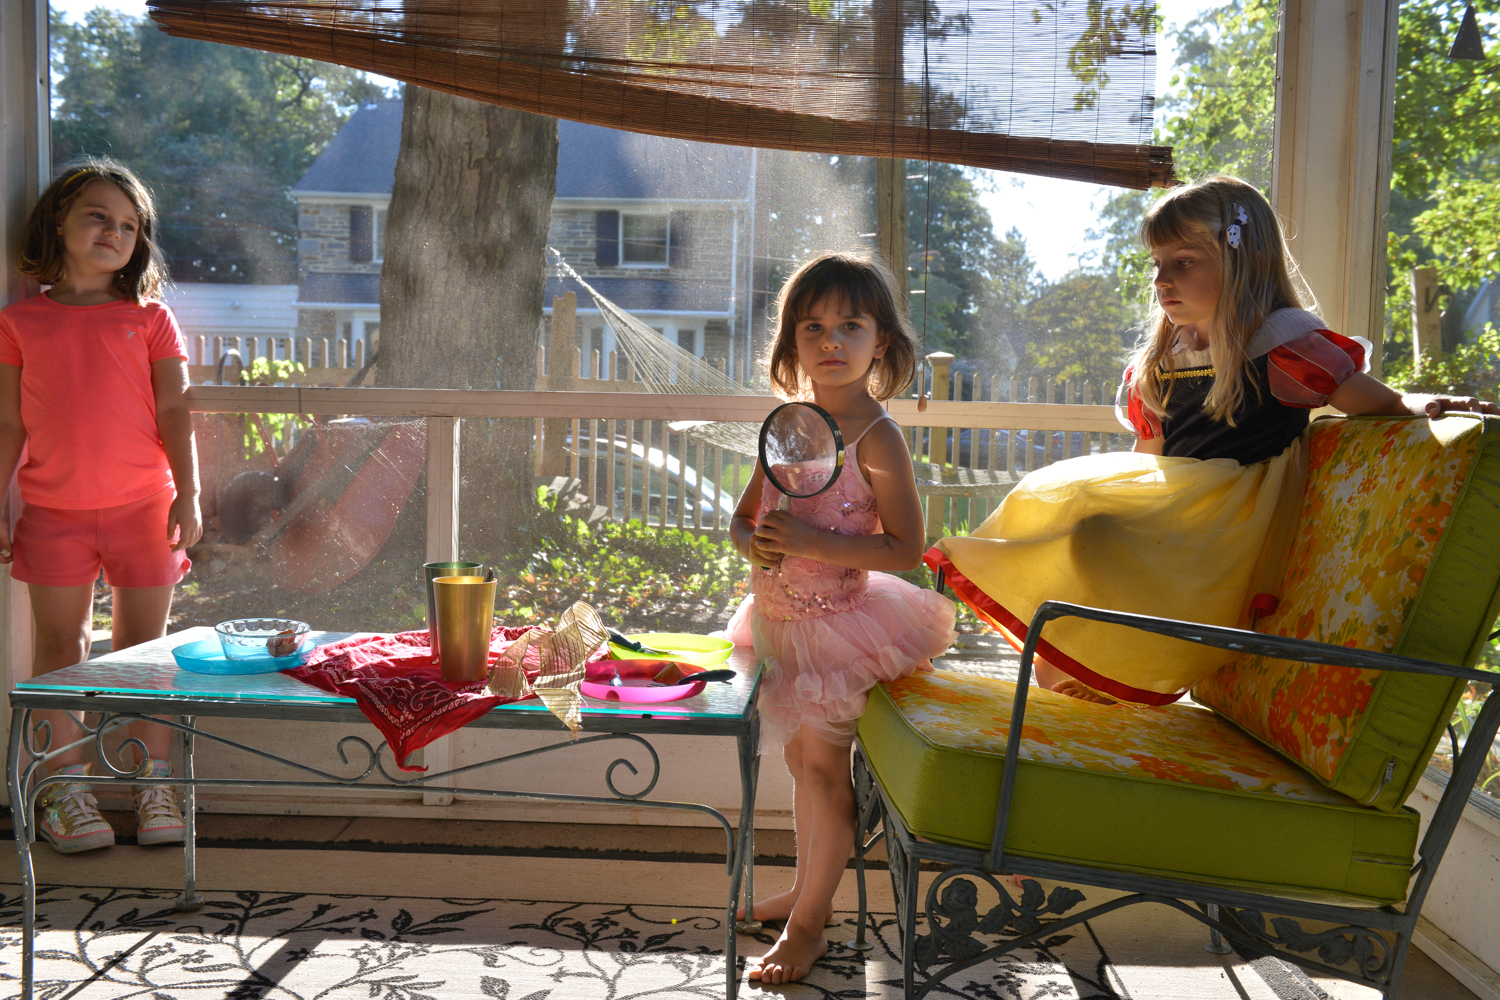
xmin=147 ymin=0 xmax=1174 ymax=190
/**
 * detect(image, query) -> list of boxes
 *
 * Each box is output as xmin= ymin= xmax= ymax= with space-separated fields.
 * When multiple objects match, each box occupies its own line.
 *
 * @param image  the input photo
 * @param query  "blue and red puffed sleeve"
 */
xmin=1114 ymin=364 xmax=1163 ymax=439
xmin=1265 ymin=330 xmax=1368 ymax=408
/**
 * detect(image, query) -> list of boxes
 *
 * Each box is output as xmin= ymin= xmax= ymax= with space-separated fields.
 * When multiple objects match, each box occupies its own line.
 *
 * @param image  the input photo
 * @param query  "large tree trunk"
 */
xmin=380 ymin=87 xmax=559 ymax=560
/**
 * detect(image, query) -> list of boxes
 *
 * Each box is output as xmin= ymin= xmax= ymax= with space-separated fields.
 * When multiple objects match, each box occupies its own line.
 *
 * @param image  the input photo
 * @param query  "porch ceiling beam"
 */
xmin=1272 ymin=0 xmax=1399 ymax=374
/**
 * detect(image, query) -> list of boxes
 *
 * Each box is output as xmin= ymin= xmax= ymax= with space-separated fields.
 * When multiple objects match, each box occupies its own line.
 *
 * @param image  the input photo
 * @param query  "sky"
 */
xmin=51 ymin=0 xmax=1217 ymax=284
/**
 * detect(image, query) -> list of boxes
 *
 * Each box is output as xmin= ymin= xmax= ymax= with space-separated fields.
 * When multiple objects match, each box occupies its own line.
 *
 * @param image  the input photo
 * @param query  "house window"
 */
xmin=676 ymin=328 xmax=698 ymax=355
xmin=621 ymin=213 xmax=669 ymax=267
xmin=349 ymin=205 xmax=387 ymax=263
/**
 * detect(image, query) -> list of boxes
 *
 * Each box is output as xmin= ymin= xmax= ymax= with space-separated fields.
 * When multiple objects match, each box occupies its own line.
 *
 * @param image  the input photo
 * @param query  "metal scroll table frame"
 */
xmin=850 ymin=600 xmax=1500 ymax=1000
xmin=6 ymin=636 xmax=765 ymax=1000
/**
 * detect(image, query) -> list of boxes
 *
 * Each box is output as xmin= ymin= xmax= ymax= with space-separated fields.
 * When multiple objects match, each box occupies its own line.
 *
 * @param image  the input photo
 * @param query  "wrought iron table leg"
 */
xmin=1203 ymin=903 xmax=1232 ymax=955
xmin=734 ymin=718 xmax=762 ymax=937
xmin=8 ymin=708 xmax=36 ymax=1000
xmin=176 ymin=715 xmax=204 ymax=912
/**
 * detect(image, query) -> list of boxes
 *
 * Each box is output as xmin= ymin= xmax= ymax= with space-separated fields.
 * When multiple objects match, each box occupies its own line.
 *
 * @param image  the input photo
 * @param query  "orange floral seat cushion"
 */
xmin=1193 ymin=415 xmax=1500 ymax=810
xmin=858 ymin=670 xmax=1422 ymax=904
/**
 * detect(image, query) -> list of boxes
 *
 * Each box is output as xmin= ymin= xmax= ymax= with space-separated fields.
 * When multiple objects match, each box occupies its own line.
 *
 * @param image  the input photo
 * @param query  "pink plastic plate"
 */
xmin=579 ymin=676 xmax=707 ymax=703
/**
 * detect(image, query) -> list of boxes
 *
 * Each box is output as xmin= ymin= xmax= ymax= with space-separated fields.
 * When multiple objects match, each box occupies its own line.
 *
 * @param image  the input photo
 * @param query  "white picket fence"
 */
xmin=536 ymin=345 xmax=1129 ymax=539
xmin=187 ymin=324 xmax=1132 ymax=539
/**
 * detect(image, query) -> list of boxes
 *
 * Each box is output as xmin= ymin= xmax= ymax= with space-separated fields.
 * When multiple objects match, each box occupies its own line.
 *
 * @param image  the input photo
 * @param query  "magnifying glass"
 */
xmin=757 ymin=401 xmax=845 ymax=572
xmin=759 ymin=401 xmax=845 ymax=507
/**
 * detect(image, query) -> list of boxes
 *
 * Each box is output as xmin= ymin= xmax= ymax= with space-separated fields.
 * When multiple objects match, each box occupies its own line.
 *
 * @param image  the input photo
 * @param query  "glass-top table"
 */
xmin=13 ymin=627 xmax=761 ymax=732
xmin=7 ymin=627 xmax=764 ymax=1000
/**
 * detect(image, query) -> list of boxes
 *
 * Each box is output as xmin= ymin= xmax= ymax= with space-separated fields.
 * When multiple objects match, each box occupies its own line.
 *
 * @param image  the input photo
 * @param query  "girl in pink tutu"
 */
xmin=725 ymin=252 xmax=957 ymax=984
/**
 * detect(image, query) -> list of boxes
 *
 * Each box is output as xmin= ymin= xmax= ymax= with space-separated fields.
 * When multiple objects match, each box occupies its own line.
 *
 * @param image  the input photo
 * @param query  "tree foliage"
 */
xmin=907 ymin=164 xmax=1044 ymax=362
xmin=1384 ymin=1 xmax=1500 ymax=366
xmin=1024 ymin=270 xmax=1135 ymax=385
xmin=49 ymin=8 xmax=388 ymax=284
xmin=1090 ymin=0 xmax=1276 ymax=298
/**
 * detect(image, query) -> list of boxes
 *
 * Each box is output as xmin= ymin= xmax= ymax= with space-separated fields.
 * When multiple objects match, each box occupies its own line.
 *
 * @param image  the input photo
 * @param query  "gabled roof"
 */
xmin=554 ymin=120 xmax=750 ymax=201
xmin=293 ymin=101 xmax=751 ymax=202
xmin=293 ymin=100 xmax=402 ymax=195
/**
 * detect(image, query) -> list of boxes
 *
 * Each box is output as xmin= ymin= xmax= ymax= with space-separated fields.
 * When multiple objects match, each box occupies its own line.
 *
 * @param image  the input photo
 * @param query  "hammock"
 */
xmin=548 ymin=250 xmax=761 ymax=455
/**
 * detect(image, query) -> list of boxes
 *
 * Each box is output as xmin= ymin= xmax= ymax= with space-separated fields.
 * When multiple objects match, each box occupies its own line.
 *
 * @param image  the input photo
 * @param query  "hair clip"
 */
xmin=1226 ymin=204 xmax=1249 ymax=249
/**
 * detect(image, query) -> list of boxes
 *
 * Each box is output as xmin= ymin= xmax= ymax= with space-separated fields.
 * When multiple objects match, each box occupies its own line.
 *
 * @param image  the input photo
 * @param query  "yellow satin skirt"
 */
xmin=927 ymin=439 xmax=1306 ymax=704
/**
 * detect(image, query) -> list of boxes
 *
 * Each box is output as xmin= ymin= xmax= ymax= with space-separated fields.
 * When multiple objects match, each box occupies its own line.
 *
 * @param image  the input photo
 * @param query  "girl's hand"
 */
xmin=752 ymin=509 xmax=823 ymax=561
xmin=0 ymin=521 xmax=12 ymax=564
xmin=1330 ymin=374 xmax=1500 ymax=419
xmin=168 ymin=493 xmax=202 ymax=552
xmin=1417 ymin=394 xmax=1500 ymax=418
xmin=745 ymin=538 xmax=780 ymax=570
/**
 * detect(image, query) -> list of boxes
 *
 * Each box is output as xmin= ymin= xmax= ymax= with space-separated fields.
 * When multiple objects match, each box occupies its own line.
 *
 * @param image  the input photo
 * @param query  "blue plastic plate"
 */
xmin=172 ymin=636 xmax=308 ymax=675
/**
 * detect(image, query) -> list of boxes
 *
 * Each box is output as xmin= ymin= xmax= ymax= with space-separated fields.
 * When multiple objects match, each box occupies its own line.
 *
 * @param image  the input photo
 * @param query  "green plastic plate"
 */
xmin=610 ymin=632 xmax=734 ymax=667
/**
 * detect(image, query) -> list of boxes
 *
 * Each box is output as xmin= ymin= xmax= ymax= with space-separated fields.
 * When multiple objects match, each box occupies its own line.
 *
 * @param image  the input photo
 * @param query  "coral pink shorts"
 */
xmin=12 ymin=488 xmax=191 ymax=589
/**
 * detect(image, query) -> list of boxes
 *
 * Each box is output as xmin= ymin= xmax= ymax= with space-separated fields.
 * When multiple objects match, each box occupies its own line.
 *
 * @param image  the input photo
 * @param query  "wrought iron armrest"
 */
xmin=984 ymin=600 xmax=1500 ymax=872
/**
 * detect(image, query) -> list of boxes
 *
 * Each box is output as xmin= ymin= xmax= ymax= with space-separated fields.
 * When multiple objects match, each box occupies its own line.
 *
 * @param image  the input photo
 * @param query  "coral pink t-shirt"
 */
xmin=0 ymin=294 xmax=187 ymax=510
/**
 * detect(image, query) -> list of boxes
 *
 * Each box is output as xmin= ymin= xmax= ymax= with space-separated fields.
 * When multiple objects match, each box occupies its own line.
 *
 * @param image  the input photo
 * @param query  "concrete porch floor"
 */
xmin=0 ymin=811 xmax=1479 ymax=999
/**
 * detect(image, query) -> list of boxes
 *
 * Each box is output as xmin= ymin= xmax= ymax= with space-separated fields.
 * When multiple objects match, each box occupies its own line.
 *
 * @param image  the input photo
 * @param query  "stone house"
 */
xmin=290 ymin=101 xmax=756 ymax=376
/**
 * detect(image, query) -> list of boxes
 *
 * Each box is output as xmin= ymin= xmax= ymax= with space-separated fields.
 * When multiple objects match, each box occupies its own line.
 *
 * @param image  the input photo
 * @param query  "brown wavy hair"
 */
xmin=17 ymin=156 xmax=168 ymax=304
xmin=766 ymin=252 xmax=916 ymax=401
xmin=1132 ymin=175 xmax=1312 ymax=424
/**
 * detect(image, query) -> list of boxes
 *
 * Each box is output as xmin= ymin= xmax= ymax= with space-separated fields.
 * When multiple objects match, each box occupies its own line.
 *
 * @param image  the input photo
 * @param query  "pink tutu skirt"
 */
xmin=722 ymin=571 xmax=957 ymax=751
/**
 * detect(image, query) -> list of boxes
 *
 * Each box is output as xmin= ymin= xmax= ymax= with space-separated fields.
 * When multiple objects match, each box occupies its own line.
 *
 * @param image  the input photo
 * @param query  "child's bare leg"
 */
xmin=28 ymin=584 xmax=96 ymax=771
xmin=736 ymin=732 xmax=838 ymax=925
xmin=112 ymin=585 xmax=175 ymax=763
xmin=749 ymin=728 xmax=852 ymax=985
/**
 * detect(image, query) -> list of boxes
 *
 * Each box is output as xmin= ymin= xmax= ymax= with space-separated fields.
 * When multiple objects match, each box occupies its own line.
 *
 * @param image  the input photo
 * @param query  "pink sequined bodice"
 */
xmin=751 ymin=419 xmax=888 ymax=621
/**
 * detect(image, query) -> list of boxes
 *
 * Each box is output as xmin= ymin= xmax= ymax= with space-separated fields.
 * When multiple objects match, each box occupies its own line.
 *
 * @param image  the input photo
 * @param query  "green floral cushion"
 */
xmin=1193 ymin=415 xmax=1500 ymax=810
xmin=859 ymin=670 xmax=1421 ymax=904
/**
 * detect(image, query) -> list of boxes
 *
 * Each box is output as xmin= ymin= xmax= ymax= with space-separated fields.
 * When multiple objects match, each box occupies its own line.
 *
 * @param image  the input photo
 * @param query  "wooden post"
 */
xmin=873 ymin=0 xmax=907 ymax=310
xmin=1026 ymin=377 xmax=1039 ymax=472
xmin=538 ymin=292 xmax=577 ymax=477
xmin=876 ymin=158 xmax=909 ymax=310
xmin=1063 ymin=380 xmax=1075 ymax=458
xmin=423 ymin=415 xmax=460 ymax=805
xmin=1410 ymin=266 xmax=1444 ymax=368
xmin=924 ymin=351 xmax=954 ymax=543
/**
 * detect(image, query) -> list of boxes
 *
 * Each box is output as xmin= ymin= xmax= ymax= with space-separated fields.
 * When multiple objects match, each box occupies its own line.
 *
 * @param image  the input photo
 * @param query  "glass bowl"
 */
xmin=215 ymin=618 xmax=311 ymax=661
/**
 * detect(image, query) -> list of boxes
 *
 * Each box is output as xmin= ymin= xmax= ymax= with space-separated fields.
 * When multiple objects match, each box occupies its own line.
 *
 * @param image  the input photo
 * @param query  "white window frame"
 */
xmin=371 ymin=205 xmax=387 ymax=264
xmin=619 ymin=212 xmax=670 ymax=269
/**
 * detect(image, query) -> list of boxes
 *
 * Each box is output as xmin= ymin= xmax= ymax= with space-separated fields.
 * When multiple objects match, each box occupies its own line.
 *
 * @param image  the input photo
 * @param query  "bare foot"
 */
xmin=736 ymin=890 xmax=833 ymax=925
xmin=1049 ymin=678 xmax=1116 ymax=705
xmin=747 ymin=920 xmax=830 ymax=985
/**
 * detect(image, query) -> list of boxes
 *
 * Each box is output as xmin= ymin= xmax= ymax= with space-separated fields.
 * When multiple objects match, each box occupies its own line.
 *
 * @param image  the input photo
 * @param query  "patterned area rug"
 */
xmin=0 ymin=882 xmax=1319 ymax=1000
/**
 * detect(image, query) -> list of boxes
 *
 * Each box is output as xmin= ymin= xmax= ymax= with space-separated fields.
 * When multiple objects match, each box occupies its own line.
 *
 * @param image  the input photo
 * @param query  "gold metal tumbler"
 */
xmin=431 ymin=575 xmax=497 ymax=683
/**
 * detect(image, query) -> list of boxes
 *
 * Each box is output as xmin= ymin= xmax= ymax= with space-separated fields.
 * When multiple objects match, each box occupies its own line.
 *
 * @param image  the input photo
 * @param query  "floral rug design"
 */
xmin=0 ymin=884 xmax=1145 ymax=999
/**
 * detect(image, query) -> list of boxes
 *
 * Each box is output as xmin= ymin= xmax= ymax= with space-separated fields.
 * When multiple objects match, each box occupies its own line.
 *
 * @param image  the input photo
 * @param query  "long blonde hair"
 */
xmin=1132 ymin=175 xmax=1312 ymax=424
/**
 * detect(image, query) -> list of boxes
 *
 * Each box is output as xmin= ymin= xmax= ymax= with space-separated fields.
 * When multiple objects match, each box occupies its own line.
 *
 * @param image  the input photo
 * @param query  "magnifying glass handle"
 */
xmin=771 ymin=493 xmax=791 ymax=574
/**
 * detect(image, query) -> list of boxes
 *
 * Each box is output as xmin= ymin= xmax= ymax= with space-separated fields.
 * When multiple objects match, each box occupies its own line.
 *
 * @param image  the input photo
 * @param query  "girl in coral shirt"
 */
xmin=0 ymin=157 xmax=201 ymax=854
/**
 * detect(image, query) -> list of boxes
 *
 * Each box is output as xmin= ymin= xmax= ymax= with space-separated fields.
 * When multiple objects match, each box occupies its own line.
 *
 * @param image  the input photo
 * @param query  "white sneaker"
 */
xmin=133 ymin=759 xmax=185 ymax=846
xmin=37 ymin=764 xmax=115 ymax=854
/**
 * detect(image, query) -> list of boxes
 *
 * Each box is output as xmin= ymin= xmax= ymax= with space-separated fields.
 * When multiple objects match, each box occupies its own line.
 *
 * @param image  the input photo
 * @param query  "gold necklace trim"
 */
xmin=1157 ymin=366 xmax=1216 ymax=381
